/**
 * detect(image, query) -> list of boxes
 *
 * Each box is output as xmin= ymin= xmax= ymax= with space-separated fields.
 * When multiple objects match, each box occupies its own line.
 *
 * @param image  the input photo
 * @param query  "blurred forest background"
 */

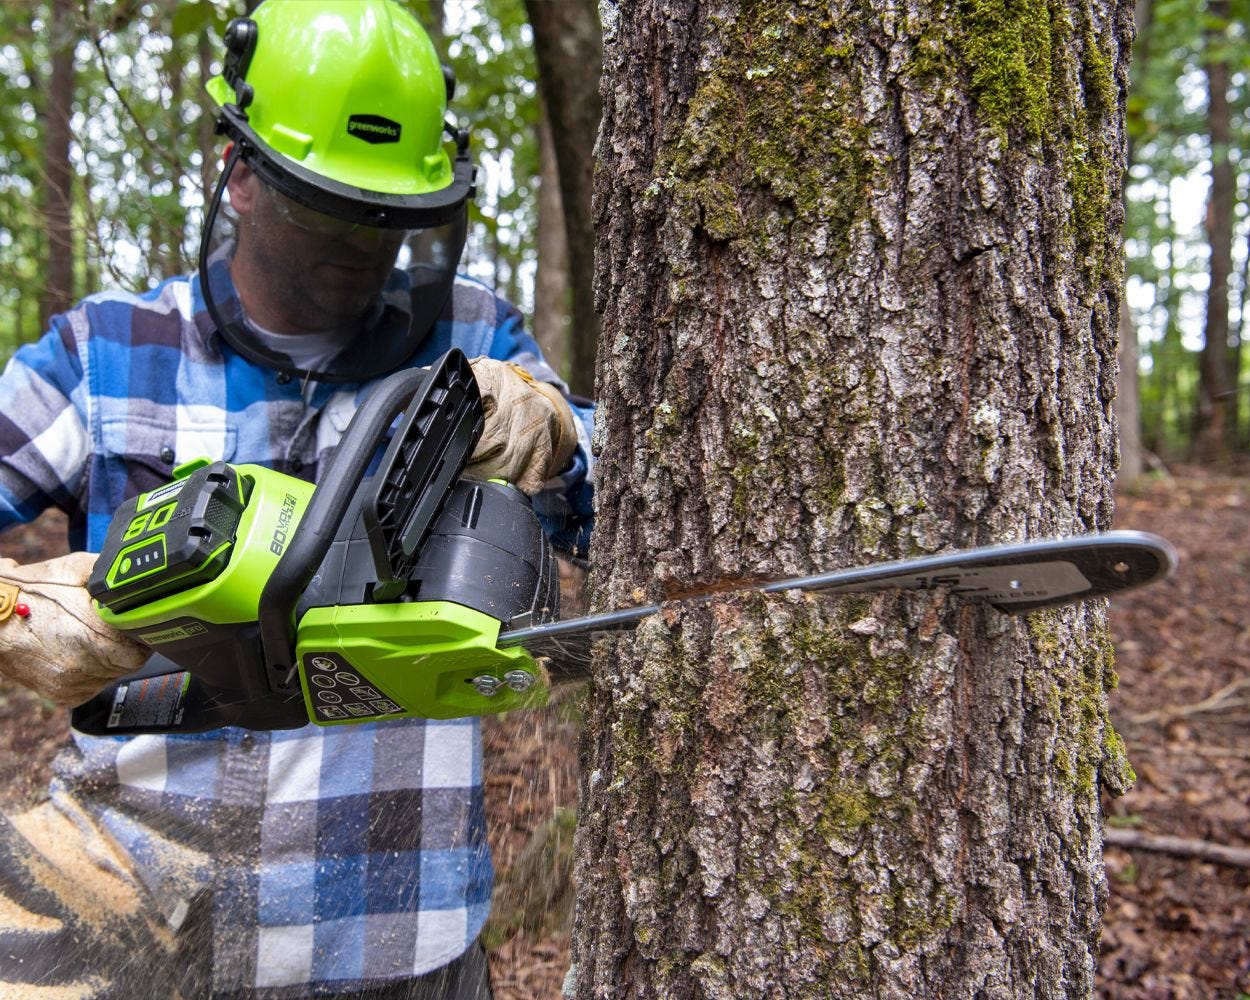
xmin=1 ymin=0 xmax=1248 ymax=467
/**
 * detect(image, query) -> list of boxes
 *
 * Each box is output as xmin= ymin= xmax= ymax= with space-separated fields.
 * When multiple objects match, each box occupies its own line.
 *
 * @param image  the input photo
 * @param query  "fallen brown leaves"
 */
xmin=1101 ymin=465 xmax=1250 ymax=1000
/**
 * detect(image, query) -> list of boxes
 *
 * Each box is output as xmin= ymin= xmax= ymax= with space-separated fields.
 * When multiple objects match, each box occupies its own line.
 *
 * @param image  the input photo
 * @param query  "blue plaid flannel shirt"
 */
xmin=0 ymin=272 xmax=594 ymax=995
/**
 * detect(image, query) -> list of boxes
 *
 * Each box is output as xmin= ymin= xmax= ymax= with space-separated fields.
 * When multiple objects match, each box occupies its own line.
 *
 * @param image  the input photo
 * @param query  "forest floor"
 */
xmin=0 ymin=467 xmax=1246 ymax=998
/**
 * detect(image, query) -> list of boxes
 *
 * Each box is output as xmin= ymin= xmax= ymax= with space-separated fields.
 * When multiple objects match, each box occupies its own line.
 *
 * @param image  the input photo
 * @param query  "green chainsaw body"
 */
xmin=73 ymin=350 xmax=555 ymax=735
xmin=295 ymin=601 xmax=543 ymax=724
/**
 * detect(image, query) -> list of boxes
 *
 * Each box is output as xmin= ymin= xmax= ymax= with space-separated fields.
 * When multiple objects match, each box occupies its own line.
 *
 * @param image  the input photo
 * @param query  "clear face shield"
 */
xmin=200 ymin=142 xmax=470 ymax=384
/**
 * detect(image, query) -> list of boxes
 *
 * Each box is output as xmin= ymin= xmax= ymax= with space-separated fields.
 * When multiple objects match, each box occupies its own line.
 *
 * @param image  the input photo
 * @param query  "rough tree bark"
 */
xmin=524 ymin=0 xmax=602 ymax=396
xmin=573 ymin=1 xmax=1133 ymax=997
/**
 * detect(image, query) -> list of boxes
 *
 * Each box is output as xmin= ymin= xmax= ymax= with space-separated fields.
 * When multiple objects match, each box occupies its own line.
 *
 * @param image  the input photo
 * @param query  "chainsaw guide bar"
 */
xmin=499 ymin=531 xmax=1178 ymax=680
xmin=74 ymin=348 xmax=1177 ymax=733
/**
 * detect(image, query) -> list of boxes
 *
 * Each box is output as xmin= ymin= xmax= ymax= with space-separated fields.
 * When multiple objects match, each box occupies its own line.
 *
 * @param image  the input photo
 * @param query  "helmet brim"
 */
xmin=216 ymin=103 xmax=475 ymax=231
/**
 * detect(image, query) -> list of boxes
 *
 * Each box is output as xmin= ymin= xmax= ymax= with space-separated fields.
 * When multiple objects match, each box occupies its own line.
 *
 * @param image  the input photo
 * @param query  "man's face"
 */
xmin=227 ymin=163 xmax=406 ymax=332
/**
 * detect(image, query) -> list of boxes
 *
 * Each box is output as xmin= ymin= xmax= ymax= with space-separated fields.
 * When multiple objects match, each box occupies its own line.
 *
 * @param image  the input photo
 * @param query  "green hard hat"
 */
xmin=197 ymin=0 xmax=477 ymax=383
xmin=206 ymin=0 xmax=473 ymax=228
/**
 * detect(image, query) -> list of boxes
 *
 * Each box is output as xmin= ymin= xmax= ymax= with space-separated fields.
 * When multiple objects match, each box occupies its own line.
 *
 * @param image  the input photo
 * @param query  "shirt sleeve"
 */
xmin=483 ymin=298 xmax=595 ymax=559
xmin=0 ymin=313 xmax=91 ymax=533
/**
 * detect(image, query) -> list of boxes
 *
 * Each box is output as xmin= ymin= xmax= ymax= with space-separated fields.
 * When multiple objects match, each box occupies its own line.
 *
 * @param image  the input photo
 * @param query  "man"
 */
xmin=0 ymin=2 xmax=593 ymax=997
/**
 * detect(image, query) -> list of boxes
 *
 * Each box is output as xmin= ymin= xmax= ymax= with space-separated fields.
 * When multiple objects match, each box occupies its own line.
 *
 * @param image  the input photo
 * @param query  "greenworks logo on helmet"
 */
xmin=347 ymin=114 xmax=403 ymax=145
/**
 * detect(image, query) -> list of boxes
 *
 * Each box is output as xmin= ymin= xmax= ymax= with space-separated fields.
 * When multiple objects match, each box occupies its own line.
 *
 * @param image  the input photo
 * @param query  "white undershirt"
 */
xmin=247 ymin=321 xmax=354 ymax=371
xmin=246 ymin=321 xmax=355 ymax=399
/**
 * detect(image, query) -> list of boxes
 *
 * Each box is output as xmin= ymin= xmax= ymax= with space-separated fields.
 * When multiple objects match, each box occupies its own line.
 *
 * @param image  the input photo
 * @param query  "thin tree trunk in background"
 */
xmin=39 ymin=0 xmax=76 ymax=328
xmin=504 ymin=253 xmax=521 ymax=311
xmin=523 ymin=0 xmax=602 ymax=397
xmin=1116 ymin=0 xmax=1152 ymax=488
xmin=154 ymin=0 xmax=183 ymax=280
xmin=425 ymin=0 xmax=446 ymax=48
xmin=532 ymin=101 xmax=571 ymax=377
xmin=1194 ymin=0 xmax=1236 ymax=463
xmin=574 ymin=0 xmax=1132 ymax=995
xmin=197 ymin=26 xmax=217 ymax=208
xmin=1148 ymin=204 xmax=1183 ymax=456
xmin=1118 ymin=300 xmax=1144 ymax=484
xmin=1235 ymin=227 xmax=1249 ymax=448
xmin=490 ymin=220 xmax=502 ymax=295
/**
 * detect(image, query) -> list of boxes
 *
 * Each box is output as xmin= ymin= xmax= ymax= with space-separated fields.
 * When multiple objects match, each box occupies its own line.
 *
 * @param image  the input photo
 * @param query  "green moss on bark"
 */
xmin=954 ymin=0 xmax=1119 ymax=280
xmin=658 ymin=3 xmax=871 ymax=263
xmin=1028 ymin=611 xmax=1134 ymax=798
xmin=958 ymin=0 xmax=1055 ymax=141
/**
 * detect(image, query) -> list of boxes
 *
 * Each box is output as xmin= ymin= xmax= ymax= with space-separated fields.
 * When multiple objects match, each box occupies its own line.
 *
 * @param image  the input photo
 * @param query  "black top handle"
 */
xmin=257 ymin=349 xmax=483 ymax=691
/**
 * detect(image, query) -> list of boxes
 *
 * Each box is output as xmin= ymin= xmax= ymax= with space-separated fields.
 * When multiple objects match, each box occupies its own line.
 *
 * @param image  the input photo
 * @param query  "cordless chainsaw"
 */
xmin=73 ymin=349 xmax=1178 ymax=736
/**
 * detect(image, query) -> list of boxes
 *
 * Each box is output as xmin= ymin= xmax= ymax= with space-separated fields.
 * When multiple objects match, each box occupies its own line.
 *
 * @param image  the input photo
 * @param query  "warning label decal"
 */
xmin=302 ymin=652 xmax=403 ymax=723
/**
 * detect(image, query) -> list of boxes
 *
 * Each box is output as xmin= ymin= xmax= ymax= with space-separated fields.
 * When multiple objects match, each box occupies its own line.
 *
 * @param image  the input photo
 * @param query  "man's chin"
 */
xmin=305 ymin=276 xmax=386 ymax=321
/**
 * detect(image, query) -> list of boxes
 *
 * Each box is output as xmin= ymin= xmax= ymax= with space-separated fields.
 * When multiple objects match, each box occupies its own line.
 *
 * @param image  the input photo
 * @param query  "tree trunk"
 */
xmin=1194 ymin=0 xmax=1236 ymax=463
xmin=532 ymin=100 xmax=572 ymax=376
xmin=523 ymin=0 xmax=602 ymax=397
xmin=39 ymin=0 xmax=76 ymax=328
xmin=427 ymin=0 xmax=446 ymax=45
xmin=1115 ymin=0 xmax=1151 ymax=488
xmin=197 ymin=26 xmax=218 ymax=210
xmin=573 ymin=1 xmax=1132 ymax=996
xmin=1117 ymin=300 xmax=1144 ymax=486
xmin=1235 ymin=227 xmax=1249 ymax=449
xmin=1148 ymin=209 xmax=1185 ymax=456
xmin=154 ymin=0 xmax=184 ymax=281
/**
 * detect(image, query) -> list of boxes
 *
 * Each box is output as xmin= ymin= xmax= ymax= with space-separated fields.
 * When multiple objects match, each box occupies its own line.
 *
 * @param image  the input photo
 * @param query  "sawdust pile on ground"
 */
xmin=0 ymin=474 xmax=1247 ymax=998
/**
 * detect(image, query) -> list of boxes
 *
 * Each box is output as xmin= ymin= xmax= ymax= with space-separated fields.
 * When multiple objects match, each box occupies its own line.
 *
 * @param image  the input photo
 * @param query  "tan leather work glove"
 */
xmin=0 ymin=552 xmax=148 ymax=706
xmin=467 ymin=358 xmax=578 ymax=495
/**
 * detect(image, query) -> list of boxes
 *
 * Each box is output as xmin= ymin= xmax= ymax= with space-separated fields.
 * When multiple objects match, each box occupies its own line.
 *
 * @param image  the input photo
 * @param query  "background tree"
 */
xmin=1123 ymin=0 xmax=1249 ymax=461
xmin=1113 ymin=0 xmax=1156 ymax=489
xmin=413 ymin=0 xmax=603 ymax=386
xmin=532 ymin=101 xmax=573 ymax=369
xmin=1 ymin=6 xmax=49 ymax=352
xmin=524 ymin=0 xmax=603 ymax=396
xmin=573 ymin=1 xmax=1133 ymax=995
xmin=38 ymin=0 xmax=75 ymax=329
xmin=438 ymin=0 xmax=541 ymax=310
xmin=1194 ymin=0 xmax=1238 ymax=459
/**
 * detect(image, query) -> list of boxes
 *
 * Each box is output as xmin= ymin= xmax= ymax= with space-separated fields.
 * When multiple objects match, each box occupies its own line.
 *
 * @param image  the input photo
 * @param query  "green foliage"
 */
xmin=0 ymin=0 xmax=249 ymax=361
xmin=1125 ymin=0 xmax=1250 ymax=457
xmin=0 ymin=4 xmax=46 ymax=358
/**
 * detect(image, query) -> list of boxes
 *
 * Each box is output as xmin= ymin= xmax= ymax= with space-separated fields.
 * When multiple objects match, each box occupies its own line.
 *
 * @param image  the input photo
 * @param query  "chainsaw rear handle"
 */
xmin=257 ymin=352 xmax=479 ymax=693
